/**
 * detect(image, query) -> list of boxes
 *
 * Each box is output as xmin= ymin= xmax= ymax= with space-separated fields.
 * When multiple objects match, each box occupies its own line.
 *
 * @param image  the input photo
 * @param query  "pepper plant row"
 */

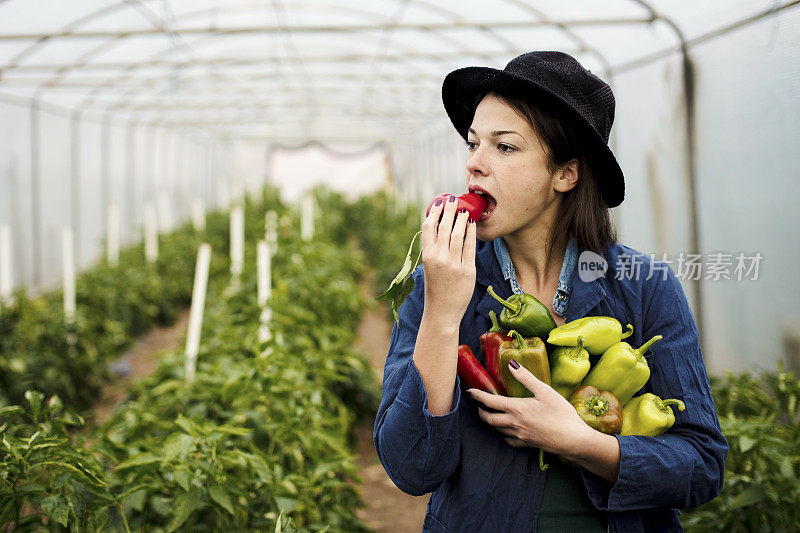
xmin=1 ymin=187 xmax=384 ymax=530
xmin=0 ymin=188 xmax=284 ymax=410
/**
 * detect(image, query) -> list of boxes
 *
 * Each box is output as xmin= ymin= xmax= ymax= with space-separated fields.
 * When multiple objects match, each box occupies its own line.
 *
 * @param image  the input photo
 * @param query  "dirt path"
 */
xmin=353 ymin=294 xmax=429 ymax=533
xmin=91 ymin=309 xmax=191 ymax=424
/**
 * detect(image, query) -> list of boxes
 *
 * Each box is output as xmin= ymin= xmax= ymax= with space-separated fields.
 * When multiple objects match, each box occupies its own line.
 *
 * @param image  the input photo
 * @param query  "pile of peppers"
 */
xmin=458 ymin=287 xmax=688 ymax=469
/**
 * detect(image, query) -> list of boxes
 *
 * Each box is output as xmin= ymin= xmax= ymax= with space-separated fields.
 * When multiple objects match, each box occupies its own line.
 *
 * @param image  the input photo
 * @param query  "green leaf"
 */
xmin=729 ymin=486 xmax=765 ymax=509
xmin=739 ymin=435 xmax=757 ymax=452
xmin=275 ymin=510 xmax=299 ymax=533
xmin=125 ymin=489 xmax=148 ymax=512
xmin=116 ymin=452 xmax=160 ymax=470
xmin=213 ymin=425 xmax=251 ymax=437
xmin=24 ymin=390 xmax=44 ymax=419
xmin=167 ymin=486 xmax=202 ymax=532
xmin=0 ymin=406 xmax=25 ymax=417
xmin=173 ymin=465 xmax=193 ymax=492
xmin=163 ymin=433 xmax=194 ymax=462
xmin=208 ymin=485 xmax=234 ymax=515
xmin=275 ymin=496 xmax=298 ymax=513
xmin=375 ymin=231 xmax=422 ymax=321
xmin=41 ymin=494 xmax=69 ymax=526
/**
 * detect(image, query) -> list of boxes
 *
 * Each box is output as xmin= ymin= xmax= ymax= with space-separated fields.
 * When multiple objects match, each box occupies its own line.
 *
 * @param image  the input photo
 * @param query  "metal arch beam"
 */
xmin=27 ymin=1 xmax=514 ymax=101
xmin=0 ymin=1 xmax=133 ymax=73
xmin=76 ymin=2 xmax=529 ymax=116
xmin=504 ymin=0 xmax=620 ymax=80
xmin=0 ymin=18 xmax=655 ymax=41
xmin=5 ymin=50 xmax=569 ymax=74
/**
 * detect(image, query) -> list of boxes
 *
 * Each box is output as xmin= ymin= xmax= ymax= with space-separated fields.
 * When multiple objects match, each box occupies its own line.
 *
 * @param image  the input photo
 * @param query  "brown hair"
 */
xmin=479 ymin=91 xmax=617 ymax=255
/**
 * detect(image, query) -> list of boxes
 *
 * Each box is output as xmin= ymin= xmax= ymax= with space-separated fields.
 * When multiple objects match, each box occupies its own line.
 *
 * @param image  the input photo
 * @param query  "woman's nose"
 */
xmin=466 ymin=146 xmax=487 ymax=176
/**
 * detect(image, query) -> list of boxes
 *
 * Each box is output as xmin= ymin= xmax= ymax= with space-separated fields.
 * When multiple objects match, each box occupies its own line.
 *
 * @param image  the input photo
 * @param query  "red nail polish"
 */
xmin=434 ymin=199 xmax=442 ymax=206
xmin=448 ymin=194 xmax=456 ymax=202
xmin=459 ymin=208 xmax=467 ymax=214
xmin=509 ymin=358 xmax=520 ymax=369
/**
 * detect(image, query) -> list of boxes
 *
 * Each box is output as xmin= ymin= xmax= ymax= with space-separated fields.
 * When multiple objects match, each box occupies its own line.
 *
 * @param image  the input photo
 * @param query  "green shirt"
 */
xmin=537 ymin=454 xmax=607 ymax=531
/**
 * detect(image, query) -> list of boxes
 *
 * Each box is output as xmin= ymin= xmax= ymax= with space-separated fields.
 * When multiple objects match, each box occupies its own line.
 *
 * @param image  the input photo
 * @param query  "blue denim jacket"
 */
xmin=373 ymin=237 xmax=728 ymax=532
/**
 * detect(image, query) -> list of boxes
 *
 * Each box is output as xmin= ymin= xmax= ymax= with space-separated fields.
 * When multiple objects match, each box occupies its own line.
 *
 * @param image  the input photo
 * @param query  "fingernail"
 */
xmin=448 ymin=194 xmax=456 ymax=202
xmin=509 ymin=359 xmax=520 ymax=369
xmin=459 ymin=208 xmax=467 ymax=214
xmin=469 ymin=218 xmax=475 ymax=224
xmin=434 ymin=199 xmax=442 ymax=206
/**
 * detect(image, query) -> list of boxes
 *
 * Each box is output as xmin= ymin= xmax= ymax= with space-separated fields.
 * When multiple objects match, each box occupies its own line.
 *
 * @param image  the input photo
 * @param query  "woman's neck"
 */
xmin=502 ymin=224 xmax=568 ymax=296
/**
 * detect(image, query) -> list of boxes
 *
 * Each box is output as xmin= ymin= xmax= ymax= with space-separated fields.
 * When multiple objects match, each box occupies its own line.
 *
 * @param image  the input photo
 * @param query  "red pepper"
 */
xmin=426 ymin=192 xmax=487 ymax=222
xmin=457 ymin=344 xmax=500 ymax=394
xmin=480 ymin=310 xmax=510 ymax=395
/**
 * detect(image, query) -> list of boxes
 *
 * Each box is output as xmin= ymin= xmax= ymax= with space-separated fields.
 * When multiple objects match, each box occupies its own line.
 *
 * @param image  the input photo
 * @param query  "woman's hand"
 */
xmin=468 ymin=360 xmax=621 ymax=482
xmin=421 ymin=195 xmax=477 ymax=323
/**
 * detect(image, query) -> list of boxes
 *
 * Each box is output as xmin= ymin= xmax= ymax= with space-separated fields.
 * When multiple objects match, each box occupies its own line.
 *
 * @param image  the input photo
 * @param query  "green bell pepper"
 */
xmin=486 ymin=285 xmax=556 ymax=339
xmin=499 ymin=330 xmax=551 ymax=398
xmin=621 ymin=393 xmax=685 ymax=436
xmin=547 ymin=316 xmax=633 ymax=355
xmin=582 ymin=334 xmax=663 ymax=406
xmin=549 ymin=336 xmax=591 ymax=399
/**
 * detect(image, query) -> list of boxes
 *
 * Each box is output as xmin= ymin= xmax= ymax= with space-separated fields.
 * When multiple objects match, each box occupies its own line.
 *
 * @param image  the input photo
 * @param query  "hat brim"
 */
xmin=442 ymin=66 xmax=625 ymax=208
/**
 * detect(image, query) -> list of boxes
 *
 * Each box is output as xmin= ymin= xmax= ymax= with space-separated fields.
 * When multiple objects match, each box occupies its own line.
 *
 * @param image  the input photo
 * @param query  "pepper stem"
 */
xmin=620 ymin=324 xmax=633 ymax=340
xmin=539 ymin=448 xmax=548 ymax=471
xmin=660 ymin=399 xmax=686 ymax=412
xmin=488 ymin=310 xmax=501 ymax=332
xmin=510 ymin=330 xmax=526 ymax=349
xmin=586 ymin=395 xmax=609 ymax=416
xmin=486 ymin=285 xmax=520 ymax=314
xmin=636 ymin=334 xmax=663 ymax=356
xmin=575 ymin=336 xmax=586 ymax=352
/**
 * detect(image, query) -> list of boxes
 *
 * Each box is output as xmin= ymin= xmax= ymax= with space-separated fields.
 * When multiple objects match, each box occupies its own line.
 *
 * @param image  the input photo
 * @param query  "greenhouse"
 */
xmin=0 ymin=0 xmax=798 ymax=531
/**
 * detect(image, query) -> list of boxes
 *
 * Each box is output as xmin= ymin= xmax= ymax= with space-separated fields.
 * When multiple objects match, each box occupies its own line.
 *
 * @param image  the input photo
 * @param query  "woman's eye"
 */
xmin=465 ymin=140 xmax=477 ymax=151
xmin=498 ymin=143 xmax=515 ymax=153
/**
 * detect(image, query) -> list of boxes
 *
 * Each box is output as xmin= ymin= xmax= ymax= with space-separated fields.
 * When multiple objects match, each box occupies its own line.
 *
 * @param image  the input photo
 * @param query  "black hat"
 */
xmin=442 ymin=51 xmax=625 ymax=208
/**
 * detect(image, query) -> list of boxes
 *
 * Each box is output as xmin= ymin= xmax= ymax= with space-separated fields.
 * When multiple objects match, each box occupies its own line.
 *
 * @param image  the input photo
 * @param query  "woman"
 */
xmin=373 ymin=51 xmax=727 ymax=531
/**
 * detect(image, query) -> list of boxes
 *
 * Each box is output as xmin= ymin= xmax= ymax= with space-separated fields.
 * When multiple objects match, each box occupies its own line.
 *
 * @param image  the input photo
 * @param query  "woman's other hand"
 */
xmin=468 ymin=360 xmax=621 ymax=483
xmin=421 ymin=194 xmax=477 ymax=323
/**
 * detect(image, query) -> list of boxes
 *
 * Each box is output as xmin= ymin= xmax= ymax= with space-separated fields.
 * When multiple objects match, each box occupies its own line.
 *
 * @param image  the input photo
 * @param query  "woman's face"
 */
xmin=465 ymin=93 xmax=573 ymax=242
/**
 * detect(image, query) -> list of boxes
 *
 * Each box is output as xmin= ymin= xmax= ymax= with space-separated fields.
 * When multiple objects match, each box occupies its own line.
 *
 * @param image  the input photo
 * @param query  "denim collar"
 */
xmin=492 ymin=234 xmax=577 ymax=318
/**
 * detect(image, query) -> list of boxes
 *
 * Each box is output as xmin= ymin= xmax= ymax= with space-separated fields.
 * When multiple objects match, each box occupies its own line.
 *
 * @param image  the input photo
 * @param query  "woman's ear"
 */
xmin=553 ymin=159 xmax=579 ymax=193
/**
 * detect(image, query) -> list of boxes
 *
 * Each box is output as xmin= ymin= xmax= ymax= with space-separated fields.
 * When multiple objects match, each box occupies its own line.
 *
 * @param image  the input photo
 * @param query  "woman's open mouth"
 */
xmin=470 ymin=189 xmax=497 ymax=222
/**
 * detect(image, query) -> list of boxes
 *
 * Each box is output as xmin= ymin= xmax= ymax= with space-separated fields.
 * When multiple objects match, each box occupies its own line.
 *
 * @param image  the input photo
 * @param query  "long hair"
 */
xmin=480 ymin=91 xmax=617 ymax=255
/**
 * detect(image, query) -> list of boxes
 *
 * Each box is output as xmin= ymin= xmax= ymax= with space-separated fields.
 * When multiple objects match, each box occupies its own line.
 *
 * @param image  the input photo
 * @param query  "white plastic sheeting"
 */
xmin=0 ymin=0 xmax=798 ymax=372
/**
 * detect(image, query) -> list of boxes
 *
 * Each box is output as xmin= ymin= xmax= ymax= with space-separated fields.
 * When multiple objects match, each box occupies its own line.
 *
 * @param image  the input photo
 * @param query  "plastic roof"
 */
xmin=0 ymin=0 xmax=795 ymax=142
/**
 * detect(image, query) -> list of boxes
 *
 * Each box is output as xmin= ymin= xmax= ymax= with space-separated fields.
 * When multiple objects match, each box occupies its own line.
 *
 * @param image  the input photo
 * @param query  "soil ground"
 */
xmin=353 ymin=297 xmax=429 ymax=532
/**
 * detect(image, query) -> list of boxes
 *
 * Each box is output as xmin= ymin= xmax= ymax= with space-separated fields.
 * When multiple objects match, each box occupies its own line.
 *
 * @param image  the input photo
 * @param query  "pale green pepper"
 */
xmin=582 ymin=334 xmax=663 ymax=406
xmin=621 ymin=393 xmax=686 ymax=436
xmin=547 ymin=316 xmax=633 ymax=355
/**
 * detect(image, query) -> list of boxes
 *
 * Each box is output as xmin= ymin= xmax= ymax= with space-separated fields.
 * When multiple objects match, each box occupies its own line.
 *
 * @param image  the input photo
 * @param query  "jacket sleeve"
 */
xmin=582 ymin=265 xmax=728 ymax=511
xmin=373 ymin=266 xmax=462 ymax=496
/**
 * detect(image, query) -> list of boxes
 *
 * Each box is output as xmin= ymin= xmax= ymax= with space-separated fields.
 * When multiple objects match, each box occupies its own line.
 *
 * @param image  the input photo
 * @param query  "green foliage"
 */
xmin=0 ymin=391 xmax=127 ymax=531
xmin=683 ymin=363 xmax=800 ymax=532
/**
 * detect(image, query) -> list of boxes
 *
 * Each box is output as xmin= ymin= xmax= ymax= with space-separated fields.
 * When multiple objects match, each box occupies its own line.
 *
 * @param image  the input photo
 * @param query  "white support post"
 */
xmin=185 ymin=243 xmax=211 ymax=383
xmin=144 ymin=203 xmax=158 ymax=263
xmin=230 ymin=204 xmax=244 ymax=278
xmin=106 ymin=202 xmax=120 ymax=266
xmin=301 ymin=195 xmax=314 ymax=241
xmin=191 ymin=197 xmax=206 ymax=232
xmin=61 ymin=227 xmax=76 ymax=326
xmin=265 ymin=211 xmax=278 ymax=256
xmin=0 ymin=224 xmax=12 ymax=307
xmin=257 ymin=240 xmax=272 ymax=345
